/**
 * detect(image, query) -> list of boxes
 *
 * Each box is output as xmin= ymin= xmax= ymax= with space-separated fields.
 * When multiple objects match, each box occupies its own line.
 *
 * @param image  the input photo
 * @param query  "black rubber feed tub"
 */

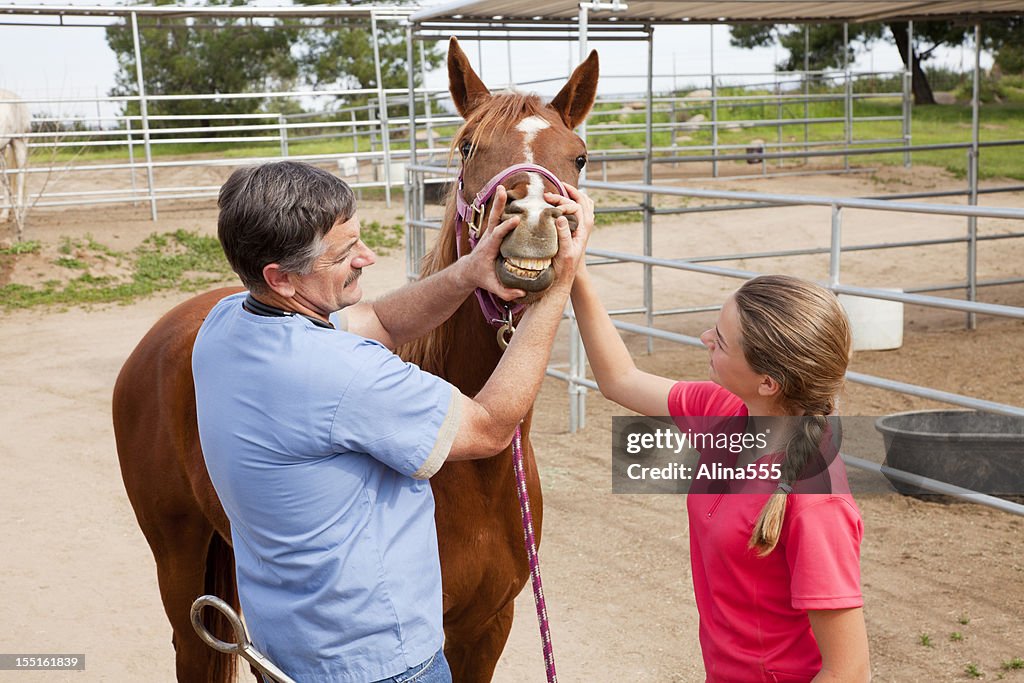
xmin=875 ymin=410 xmax=1024 ymax=497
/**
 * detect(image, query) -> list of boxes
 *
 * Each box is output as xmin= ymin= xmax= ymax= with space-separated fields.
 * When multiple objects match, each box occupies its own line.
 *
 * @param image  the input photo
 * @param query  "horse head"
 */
xmin=447 ymin=36 xmax=598 ymax=300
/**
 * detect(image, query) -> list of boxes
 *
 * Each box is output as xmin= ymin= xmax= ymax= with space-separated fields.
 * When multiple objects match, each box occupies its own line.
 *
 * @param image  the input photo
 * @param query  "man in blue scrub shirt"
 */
xmin=192 ymin=161 xmax=592 ymax=682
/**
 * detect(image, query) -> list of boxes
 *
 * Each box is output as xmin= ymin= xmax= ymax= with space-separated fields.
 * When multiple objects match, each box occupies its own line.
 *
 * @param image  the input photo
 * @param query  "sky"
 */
xmin=0 ymin=0 xmax=993 ymax=124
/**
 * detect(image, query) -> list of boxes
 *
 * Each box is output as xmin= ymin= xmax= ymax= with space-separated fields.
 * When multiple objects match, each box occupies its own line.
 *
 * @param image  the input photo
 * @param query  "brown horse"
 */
xmin=112 ymin=37 xmax=598 ymax=683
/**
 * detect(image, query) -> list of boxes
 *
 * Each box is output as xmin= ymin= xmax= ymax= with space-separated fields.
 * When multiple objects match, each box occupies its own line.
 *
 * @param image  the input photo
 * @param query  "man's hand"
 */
xmin=544 ymin=184 xmax=594 ymax=288
xmin=458 ymin=185 xmax=525 ymax=301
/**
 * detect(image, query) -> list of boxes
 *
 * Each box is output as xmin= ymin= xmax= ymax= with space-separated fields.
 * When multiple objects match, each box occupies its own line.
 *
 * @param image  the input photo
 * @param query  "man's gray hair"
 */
xmin=217 ymin=161 xmax=356 ymax=293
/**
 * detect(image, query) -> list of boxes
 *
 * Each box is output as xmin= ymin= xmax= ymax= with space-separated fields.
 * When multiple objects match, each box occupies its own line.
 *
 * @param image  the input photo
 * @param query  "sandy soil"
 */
xmin=1 ymin=160 xmax=1023 ymax=683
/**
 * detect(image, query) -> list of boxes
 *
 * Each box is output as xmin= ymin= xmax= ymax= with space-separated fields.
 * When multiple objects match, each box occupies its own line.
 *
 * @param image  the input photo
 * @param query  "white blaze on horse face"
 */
xmin=516 ymin=115 xmax=550 ymax=164
xmin=514 ymin=116 xmax=553 ymax=226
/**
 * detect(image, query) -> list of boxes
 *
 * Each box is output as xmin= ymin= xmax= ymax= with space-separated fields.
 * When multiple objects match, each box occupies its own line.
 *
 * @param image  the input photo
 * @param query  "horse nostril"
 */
xmin=502 ymin=203 xmax=526 ymax=224
xmin=564 ymin=213 xmax=579 ymax=233
xmin=539 ymin=206 xmax=563 ymax=223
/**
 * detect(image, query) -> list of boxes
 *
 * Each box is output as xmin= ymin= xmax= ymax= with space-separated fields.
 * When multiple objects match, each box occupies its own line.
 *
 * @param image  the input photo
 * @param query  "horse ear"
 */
xmin=447 ymin=36 xmax=491 ymax=118
xmin=549 ymin=50 xmax=599 ymax=129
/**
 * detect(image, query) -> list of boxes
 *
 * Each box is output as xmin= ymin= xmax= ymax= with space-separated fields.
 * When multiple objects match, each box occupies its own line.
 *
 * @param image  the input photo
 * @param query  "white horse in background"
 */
xmin=0 ymin=89 xmax=31 ymax=223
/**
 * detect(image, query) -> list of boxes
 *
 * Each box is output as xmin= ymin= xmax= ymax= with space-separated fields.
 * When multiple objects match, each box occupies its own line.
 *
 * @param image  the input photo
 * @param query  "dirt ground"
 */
xmin=1 ymin=159 xmax=1023 ymax=682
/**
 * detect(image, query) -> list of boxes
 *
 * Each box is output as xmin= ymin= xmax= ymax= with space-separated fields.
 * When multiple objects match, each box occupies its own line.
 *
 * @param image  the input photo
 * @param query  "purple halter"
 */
xmin=454 ymin=163 xmax=569 ymax=334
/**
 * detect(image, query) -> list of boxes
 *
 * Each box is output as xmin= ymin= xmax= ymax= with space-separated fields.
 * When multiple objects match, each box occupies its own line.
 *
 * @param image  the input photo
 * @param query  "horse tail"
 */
xmin=203 ymin=532 xmax=239 ymax=683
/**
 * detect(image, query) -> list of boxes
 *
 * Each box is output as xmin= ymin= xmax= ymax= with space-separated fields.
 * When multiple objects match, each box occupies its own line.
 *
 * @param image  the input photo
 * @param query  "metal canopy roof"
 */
xmin=411 ymin=0 xmax=1024 ymax=24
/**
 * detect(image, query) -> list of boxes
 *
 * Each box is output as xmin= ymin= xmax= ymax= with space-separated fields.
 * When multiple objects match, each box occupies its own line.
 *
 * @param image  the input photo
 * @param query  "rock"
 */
xmin=680 ymin=113 xmax=705 ymax=131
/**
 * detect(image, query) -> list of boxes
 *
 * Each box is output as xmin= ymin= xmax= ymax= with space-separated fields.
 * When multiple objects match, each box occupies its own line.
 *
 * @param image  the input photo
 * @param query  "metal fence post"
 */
xmin=904 ymin=21 xmax=914 ymax=168
xmin=710 ymin=25 xmax=718 ymax=178
xmin=130 ymin=11 xmax=158 ymax=220
xmin=125 ymin=116 xmax=139 ymax=206
xmin=967 ymin=22 xmax=982 ymax=330
xmin=371 ymin=11 xmax=393 ymax=208
xmin=776 ymin=70 xmax=783 ymax=168
xmin=279 ymin=114 xmax=289 ymax=157
xmin=803 ymin=25 xmax=810 ymax=151
xmin=843 ymin=23 xmax=851 ymax=172
xmin=644 ymin=23 xmax=655 ymax=355
xmin=829 ymin=204 xmax=843 ymax=289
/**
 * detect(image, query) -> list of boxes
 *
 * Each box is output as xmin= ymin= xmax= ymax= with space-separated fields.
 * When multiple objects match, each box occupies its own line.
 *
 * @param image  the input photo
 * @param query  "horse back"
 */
xmin=112 ymin=287 xmax=241 ymax=538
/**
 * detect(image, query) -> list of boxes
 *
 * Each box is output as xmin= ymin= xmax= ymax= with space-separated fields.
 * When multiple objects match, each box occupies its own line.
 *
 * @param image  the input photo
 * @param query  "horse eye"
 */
xmin=575 ymin=154 xmax=587 ymax=170
xmin=460 ymin=140 xmax=473 ymax=160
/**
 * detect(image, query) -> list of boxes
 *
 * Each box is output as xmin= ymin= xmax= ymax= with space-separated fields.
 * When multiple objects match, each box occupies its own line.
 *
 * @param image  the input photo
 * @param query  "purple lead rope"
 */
xmin=511 ymin=424 xmax=557 ymax=683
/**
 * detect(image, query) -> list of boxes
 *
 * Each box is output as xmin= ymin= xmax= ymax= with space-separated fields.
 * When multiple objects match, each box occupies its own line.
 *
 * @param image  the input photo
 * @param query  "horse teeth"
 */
xmin=505 ymin=257 xmax=551 ymax=273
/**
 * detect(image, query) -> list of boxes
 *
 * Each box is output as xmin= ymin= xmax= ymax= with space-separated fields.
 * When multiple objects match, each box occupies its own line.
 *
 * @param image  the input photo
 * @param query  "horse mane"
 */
xmin=399 ymin=91 xmax=546 ymax=375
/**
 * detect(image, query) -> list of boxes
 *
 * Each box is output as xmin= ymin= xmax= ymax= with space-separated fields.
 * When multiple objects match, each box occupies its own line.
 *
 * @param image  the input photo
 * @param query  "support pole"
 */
xmin=904 ymin=21 xmax=913 ymax=167
xmin=830 ymin=204 xmax=843 ymax=288
xmin=420 ymin=41 xmax=434 ymax=153
xmin=130 ymin=12 xmax=157 ymax=221
xmin=279 ymin=114 xmax=289 ymax=157
xmin=967 ymin=22 xmax=981 ymax=330
xmin=405 ymin=21 xmax=419 ymax=281
xmin=710 ymin=24 xmax=718 ymax=178
xmin=126 ymin=116 xmax=138 ymax=206
xmin=569 ymin=1 xmax=592 ymax=434
xmin=804 ymin=25 xmax=809 ymax=150
xmin=371 ymin=11 xmax=393 ymax=208
xmin=644 ymin=24 xmax=655 ymax=355
xmin=843 ymin=23 xmax=851 ymax=172
xmin=506 ymin=31 xmax=513 ymax=89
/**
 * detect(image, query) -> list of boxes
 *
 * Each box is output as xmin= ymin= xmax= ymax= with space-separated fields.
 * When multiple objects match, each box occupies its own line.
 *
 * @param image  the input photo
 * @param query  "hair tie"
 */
xmin=777 ymin=482 xmax=793 ymax=495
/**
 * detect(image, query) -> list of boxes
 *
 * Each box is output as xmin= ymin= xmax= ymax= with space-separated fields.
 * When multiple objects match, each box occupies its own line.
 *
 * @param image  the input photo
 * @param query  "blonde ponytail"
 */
xmin=732 ymin=275 xmax=850 ymax=558
xmin=748 ymin=415 xmax=829 ymax=556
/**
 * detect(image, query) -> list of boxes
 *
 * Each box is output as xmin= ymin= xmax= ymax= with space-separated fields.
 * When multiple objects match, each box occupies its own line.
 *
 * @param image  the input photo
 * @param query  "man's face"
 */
xmin=288 ymin=214 xmax=376 ymax=317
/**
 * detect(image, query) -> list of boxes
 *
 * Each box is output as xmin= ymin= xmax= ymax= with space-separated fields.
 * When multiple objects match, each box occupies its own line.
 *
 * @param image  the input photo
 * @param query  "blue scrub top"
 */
xmin=193 ymin=292 xmax=459 ymax=682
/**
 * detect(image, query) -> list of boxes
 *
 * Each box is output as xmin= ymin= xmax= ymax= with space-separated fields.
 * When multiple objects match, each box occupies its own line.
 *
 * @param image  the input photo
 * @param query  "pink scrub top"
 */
xmin=669 ymin=381 xmax=864 ymax=683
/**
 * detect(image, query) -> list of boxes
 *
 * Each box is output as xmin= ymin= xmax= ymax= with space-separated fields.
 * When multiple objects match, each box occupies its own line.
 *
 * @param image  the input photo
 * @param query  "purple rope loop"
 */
xmin=511 ymin=424 xmax=557 ymax=683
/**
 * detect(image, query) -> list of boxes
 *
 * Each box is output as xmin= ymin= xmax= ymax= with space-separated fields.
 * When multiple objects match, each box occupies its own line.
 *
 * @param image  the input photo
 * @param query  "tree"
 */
xmin=106 ymin=0 xmax=299 ymax=126
xmin=292 ymin=0 xmax=442 ymax=111
xmin=106 ymin=0 xmax=442 ymax=123
xmin=986 ymin=16 xmax=1024 ymax=75
xmin=730 ymin=20 xmax=1019 ymax=105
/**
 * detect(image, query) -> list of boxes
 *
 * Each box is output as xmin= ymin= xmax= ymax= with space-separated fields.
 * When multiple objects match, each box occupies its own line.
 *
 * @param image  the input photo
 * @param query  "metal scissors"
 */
xmin=190 ymin=594 xmax=297 ymax=683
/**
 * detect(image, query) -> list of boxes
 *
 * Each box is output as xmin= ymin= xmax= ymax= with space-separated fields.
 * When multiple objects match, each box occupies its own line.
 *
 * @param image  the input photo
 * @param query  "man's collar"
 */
xmin=242 ymin=293 xmax=335 ymax=329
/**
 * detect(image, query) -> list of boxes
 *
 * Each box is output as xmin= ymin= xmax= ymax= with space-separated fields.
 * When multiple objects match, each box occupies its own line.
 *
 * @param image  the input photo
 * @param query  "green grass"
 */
xmin=0 ymin=240 xmax=41 ymax=255
xmin=1003 ymin=658 xmax=1024 ymax=671
xmin=360 ymin=221 xmax=404 ymax=254
xmin=0 ymin=230 xmax=235 ymax=310
xmin=0 ymin=222 xmax=407 ymax=310
xmin=587 ymin=89 xmax=1024 ymax=181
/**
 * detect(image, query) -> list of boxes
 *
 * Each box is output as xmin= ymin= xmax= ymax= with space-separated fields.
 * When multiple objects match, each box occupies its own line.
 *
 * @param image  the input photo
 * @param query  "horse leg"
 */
xmin=150 ymin=516 xmax=239 ymax=683
xmin=444 ymin=600 xmax=515 ymax=683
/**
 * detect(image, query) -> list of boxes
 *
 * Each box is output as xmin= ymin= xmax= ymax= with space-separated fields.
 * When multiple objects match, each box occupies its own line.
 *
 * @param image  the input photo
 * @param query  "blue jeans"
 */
xmin=374 ymin=649 xmax=451 ymax=683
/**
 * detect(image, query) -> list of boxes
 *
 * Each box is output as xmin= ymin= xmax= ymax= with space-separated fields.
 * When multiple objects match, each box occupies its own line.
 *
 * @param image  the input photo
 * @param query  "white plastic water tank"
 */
xmin=336 ymin=157 xmax=360 ymax=177
xmin=839 ymin=291 xmax=904 ymax=351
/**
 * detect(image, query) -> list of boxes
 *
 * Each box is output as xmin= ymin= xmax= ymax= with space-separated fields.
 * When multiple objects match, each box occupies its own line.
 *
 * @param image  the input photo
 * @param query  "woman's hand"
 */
xmin=544 ymin=184 xmax=595 ymax=277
